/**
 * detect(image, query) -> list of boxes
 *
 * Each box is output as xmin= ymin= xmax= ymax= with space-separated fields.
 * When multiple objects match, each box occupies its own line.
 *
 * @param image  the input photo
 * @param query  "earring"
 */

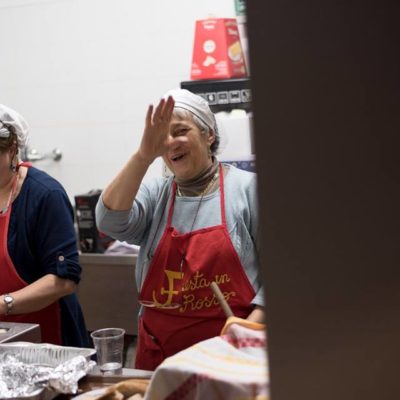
xmin=10 ymin=149 xmax=18 ymax=172
xmin=208 ymin=146 xmax=212 ymax=157
xmin=10 ymin=162 xmax=17 ymax=173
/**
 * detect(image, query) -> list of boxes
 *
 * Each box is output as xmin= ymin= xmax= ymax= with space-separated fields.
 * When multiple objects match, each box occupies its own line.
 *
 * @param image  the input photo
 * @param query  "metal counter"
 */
xmin=77 ymin=254 xmax=139 ymax=336
xmin=0 ymin=321 xmax=41 ymax=343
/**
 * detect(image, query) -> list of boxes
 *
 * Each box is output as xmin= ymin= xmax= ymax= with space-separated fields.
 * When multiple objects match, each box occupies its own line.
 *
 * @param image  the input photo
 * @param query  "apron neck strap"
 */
xmin=18 ymin=161 xmax=32 ymax=168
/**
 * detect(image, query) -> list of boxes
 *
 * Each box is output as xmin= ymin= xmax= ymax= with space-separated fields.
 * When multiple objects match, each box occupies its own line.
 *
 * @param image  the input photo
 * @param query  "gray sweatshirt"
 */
xmin=96 ymin=164 xmax=264 ymax=306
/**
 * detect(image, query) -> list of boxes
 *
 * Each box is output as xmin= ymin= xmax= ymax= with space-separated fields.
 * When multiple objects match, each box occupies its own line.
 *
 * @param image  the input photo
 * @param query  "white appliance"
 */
xmin=179 ymin=78 xmax=255 ymax=173
xmin=216 ymin=110 xmax=255 ymax=172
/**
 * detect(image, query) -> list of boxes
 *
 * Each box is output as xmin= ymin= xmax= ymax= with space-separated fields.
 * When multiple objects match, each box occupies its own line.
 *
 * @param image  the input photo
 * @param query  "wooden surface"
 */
xmin=57 ymin=367 xmax=152 ymax=399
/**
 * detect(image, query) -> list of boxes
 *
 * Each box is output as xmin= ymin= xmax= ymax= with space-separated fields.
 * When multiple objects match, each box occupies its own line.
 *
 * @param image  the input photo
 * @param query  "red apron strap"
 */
xmin=166 ymin=182 xmax=177 ymax=227
xmin=18 ymin=161 xmax=33 ymax=168
xmin=218 ymin=163 xmax=227 ymax=226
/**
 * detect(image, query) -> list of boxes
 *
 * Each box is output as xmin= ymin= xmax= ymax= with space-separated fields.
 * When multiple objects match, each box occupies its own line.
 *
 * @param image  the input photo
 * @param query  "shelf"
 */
xmin=181 ymin=78 xmax=251 ymax=113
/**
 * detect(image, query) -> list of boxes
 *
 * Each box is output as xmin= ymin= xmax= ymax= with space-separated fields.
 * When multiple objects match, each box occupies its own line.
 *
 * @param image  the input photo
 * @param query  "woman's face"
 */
xmin=162 ymin=114 xmax=214 ymax=181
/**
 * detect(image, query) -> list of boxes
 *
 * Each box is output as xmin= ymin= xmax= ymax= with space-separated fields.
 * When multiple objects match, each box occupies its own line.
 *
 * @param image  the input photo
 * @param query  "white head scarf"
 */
xmin=0 ymin=104 xmax=30 ymax=149
xmin=163 ymin=89 xmax=217 ymax=132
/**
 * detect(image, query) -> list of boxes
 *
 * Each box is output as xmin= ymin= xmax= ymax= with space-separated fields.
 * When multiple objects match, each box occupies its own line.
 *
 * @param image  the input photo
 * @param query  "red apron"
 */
xmin=136 ymin=164 xmax=256 ymax=370
xmin=0 ymin=163 xmax=62 ymax=344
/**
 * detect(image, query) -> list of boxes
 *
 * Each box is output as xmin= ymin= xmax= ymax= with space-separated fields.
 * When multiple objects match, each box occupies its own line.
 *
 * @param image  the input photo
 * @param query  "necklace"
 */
xmin=178 ymin=172 xmax=219 ymax=272
xmin=0 ymin=174 xmax=18 ymax=214
xmin=185 ymin=172 xmax=218 ymax=229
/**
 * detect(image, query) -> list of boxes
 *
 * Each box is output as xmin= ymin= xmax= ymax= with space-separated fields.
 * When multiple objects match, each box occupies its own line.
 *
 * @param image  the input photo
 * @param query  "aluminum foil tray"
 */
xmin=0 ymin=342 xmax=96 ymax=400
xmin=0 ymin=342 xmax=95 ymax=366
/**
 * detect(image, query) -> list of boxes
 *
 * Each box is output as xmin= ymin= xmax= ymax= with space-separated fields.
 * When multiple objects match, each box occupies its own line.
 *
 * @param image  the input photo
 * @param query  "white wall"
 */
xmin=0 ymin=0 xmax=235 ymax=199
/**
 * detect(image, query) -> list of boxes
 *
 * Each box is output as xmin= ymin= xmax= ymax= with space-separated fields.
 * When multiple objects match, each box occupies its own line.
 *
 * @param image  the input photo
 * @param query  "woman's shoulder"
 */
xmin=22 ymin=167 xmax=69 ymax=203
xmin=25 ymin=166 xmax=66 ymax=191
xmin=223 ymin=163 xmax=257 ymax=187
xmin=139 ymin=174 xmax=173 ymax=198
xmin=222 ymin=163 xmax=257 ymax=210
xmin=13 ymin=168 xmax=73 ymax=224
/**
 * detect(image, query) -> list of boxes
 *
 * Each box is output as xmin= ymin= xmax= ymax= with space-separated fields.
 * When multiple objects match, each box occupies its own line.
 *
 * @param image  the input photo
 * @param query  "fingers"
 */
xmin=140 ymin=96 xmax=175 ymax=161
xmin=164 ymin=95 xmax=175 ymax=118
xmin=152 ymin=98 xmax=165 ymax=122
xmin=151 ymin=96 xmax=175 ymax=125
xmin=145 ymin=105 xmax=154 ymax=127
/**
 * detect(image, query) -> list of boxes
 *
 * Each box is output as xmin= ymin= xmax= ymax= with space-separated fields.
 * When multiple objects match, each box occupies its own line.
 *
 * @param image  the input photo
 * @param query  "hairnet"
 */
xmin=0 ymin=104 xmax=30 ymax=149
xmin=163 ymin=89 xmax=217 ymax=132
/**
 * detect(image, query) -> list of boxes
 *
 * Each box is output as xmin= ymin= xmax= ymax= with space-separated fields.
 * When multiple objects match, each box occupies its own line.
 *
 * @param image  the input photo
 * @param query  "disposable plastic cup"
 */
xmin=91 ymin=327 xmax=125 ymax=371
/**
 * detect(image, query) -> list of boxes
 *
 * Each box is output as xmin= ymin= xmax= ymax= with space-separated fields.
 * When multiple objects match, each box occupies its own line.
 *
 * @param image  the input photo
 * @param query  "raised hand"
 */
xmin=101 ymin=95 xmax=175 ymax=210
xmin=138 ymin=96 xmax=175 ymax=164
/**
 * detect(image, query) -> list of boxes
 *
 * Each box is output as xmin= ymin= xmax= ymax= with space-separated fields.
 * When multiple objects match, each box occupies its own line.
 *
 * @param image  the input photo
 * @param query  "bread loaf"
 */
xmin=91 ymin=389 xmax=124 ymax=400
xmin=113 ymin=379 xmax=149 ymax=396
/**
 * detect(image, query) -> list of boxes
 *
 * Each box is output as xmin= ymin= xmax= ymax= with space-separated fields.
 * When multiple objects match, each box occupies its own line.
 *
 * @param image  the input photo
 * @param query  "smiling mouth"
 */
xmin=171 ymin=154 xmax=186 ymax=162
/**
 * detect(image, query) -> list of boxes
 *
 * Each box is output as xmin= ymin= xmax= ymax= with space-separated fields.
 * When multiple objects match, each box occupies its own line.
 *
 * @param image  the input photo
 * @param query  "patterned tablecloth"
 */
xmin=144 ymin=317 xmax=269 ymax=400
